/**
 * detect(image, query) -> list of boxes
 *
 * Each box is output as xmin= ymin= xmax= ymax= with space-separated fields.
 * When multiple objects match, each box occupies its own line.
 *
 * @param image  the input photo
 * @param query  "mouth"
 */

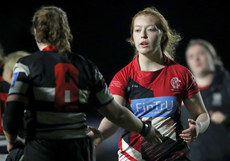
xmin=140 ymin=41 xmax=149 ymax=45
xmin=140 ymin=41 xmax=149 ymax=48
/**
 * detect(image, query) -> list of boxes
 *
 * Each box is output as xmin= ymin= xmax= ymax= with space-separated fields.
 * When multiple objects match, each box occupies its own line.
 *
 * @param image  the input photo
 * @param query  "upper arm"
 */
xmin=8 ymin=60 xmax=30 ymax=101
xmin=183 ymin=92 xmax=207 ymax=119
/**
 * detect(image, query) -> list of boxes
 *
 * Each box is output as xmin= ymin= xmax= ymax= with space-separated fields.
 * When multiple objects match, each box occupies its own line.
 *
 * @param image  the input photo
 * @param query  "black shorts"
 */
xmin=24 ymin=137 xmax=93 ymax=161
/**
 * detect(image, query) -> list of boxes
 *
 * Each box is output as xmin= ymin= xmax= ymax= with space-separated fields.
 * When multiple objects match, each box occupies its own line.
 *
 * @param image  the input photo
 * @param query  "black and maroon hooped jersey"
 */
xmin=8 ymin=46 xmax=113 ymax=139
xmin=109 ymin=54 xmax=199 ymax=161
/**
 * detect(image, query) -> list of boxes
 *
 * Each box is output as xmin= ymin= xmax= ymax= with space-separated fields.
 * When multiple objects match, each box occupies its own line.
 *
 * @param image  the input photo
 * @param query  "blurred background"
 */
xmin=0 ymin=0 xmax=229 ymax=160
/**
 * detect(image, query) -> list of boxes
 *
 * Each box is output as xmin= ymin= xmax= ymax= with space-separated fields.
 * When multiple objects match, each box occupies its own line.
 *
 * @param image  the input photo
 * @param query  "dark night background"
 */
xmin=0 ymin=0 xmax=229 ymax=160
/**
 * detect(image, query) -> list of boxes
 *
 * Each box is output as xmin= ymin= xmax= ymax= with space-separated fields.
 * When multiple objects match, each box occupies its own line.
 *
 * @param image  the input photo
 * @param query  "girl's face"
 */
xmin=132 ymin=15 xmax=162 ymax=55
xmin=186 ymin=44 xmax=214 ymax=76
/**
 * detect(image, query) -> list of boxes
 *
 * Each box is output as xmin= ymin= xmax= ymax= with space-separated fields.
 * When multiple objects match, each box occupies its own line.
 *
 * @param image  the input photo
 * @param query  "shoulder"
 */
xmin=164 ymin=54 xmax=191 ymax=75
xmin=16 ymin=51 xmax=41 ymax=65
xmin=115 ymin=59 xmax=135 ymax=77
xmin=167 ymin=61 xmax=192 ymax=76
xmin=67 ymin=52 xmax=96 ymax=67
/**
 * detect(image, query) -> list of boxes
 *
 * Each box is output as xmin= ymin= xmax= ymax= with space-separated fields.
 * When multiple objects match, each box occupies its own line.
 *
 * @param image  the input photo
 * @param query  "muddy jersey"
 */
xmin=109 ymin=54 xmax=199 ymax=161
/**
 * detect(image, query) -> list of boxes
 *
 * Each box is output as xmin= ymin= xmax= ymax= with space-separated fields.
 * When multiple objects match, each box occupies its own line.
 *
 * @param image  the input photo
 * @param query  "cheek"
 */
xmin=187 ymin=59 xmax=194 ymax=68
xmin=2 ymin=67 xmax=10 ymax=80
xmin=150 ymin=33 xmax=161 ymax=45
xmin=132 ymin=33 xmax=138 ymax=43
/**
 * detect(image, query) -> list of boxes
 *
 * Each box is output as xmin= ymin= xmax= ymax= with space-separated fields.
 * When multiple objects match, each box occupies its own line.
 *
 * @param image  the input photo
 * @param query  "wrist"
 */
xmin=140 ymin=121 xmax=151 ymax=137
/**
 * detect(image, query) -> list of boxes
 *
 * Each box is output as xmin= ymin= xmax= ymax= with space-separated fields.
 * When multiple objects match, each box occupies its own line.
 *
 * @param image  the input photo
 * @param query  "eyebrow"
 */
xmin=134 ymin=25 xmax=156 ymax=28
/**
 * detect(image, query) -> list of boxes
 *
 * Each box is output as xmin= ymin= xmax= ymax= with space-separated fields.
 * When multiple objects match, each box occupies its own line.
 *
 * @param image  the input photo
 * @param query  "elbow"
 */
xmin=202 ymin=111 xmax=210 ymax=125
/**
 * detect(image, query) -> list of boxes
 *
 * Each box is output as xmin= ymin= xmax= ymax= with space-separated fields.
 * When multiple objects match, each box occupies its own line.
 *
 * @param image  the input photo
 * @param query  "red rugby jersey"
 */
xmin=109 ymin=54 xmax=199 ymax=161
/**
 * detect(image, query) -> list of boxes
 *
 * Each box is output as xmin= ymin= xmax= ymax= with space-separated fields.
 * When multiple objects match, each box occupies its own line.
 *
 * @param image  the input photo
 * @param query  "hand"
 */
xmin=7 ymin=142 xmax=14 ymax=152
xmin=180 ymin=119 xmax=197 ymax=143
xmin=209 ymin=111 xmax=226 ymax=124
xmin=143 ymin=126 xmax=162 ymax=144
xmin=87 ymin=126 xmax=104 ymax=148
xmin=142 ymin=117 xmax=162 ymax=144
xmin=7 ymin=137 xmax=25 ymax=152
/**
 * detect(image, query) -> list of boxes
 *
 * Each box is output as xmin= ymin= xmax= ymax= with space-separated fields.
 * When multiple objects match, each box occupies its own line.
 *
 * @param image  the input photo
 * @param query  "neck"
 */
xmin=37 ymin=42 xmax=50 ymax=51
xmin=138 ymin=50 xmax=165 ymax=71
xmin=195 ymin=71 xmax=215 ymax=87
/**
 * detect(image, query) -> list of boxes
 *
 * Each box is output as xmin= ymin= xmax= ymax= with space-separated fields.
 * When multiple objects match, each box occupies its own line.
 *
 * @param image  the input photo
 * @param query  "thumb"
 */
xmin=188 ymin=119 xmax=196 ymax=126
xmin=87 ymin=126 xmax=99 ymax=134
xmin=145 ymin=117 xmax=153 ymax=122
xmin=209 ymin=110 xmax=214 ymax=116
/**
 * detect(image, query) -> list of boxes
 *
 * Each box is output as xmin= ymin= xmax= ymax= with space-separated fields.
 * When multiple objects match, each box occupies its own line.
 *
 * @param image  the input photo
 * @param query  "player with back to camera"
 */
xmin=3 ymin=6 xmax=159 ymax=161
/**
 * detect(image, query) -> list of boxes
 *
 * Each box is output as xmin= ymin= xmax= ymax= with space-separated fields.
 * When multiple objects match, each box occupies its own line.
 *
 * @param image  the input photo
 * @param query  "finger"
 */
xmin=180 ymin=133 xmax=191 ymax=137
xmin=145 ymin=117 xmax=153 ymax=122
xmin=87 ymin=126 xmax=99 ymax=133
xmin=209 ymin=110 xmax=214 ymax=116
xmin=155 ymin=136 xmax=162 ymax=144
xmin=155 ymin=129 xmax=163 ymax=139
xmin=184 ymin=137 xmax=194 ymax=143
xmin=183 ymin=135 xmax=197 ymax=142
xmin=181 ymin=128 xmax=192 ymax=134
xmin=181 ymin=136 xmax=192 ymax=140
xmin=87 ymin=126 xmax=96 ymax=130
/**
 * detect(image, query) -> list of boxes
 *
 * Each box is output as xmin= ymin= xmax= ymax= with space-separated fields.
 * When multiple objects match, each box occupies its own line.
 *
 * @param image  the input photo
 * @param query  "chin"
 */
xmin=138 ymin=50 xmax=152 ymax=55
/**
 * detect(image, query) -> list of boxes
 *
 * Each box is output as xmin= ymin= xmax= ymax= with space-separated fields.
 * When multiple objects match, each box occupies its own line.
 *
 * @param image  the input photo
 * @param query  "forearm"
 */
xmin=99 ymin=100 xmax=143 ymax=134
xmin=3 ymin=130 xmax=17 ymax=145
xmin=101 ymin=105 xmax=142 ymax=133
xmin=98 ymin=117 xmax=119 ymax=140
xmin=114 ymin=107 xmax=142 ymax=133
xmin=195 ymin=112 xmax=210 ymax=135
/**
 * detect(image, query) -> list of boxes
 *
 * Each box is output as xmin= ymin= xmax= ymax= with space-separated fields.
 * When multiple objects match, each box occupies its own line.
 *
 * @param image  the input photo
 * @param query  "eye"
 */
xmin=134 ymin=29 xmax=141 ymax=33
xmin=148 ymin=28 xmax=157 ymax=32
xmin=187 ymin=54 xmax=194 ymax=59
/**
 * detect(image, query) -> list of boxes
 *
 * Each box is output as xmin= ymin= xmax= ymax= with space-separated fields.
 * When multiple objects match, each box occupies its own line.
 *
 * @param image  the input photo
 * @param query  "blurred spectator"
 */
xmin=181 ymin=39 xmax=230 ymax=161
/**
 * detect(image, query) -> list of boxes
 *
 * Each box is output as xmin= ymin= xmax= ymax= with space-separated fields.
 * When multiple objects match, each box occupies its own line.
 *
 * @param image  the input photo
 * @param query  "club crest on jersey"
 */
xmin=170 ymin=77 xmax=181 ymax=91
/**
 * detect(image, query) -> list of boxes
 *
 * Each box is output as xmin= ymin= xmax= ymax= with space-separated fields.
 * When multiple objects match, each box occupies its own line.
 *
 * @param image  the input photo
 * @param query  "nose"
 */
xmin=141 ymin=29 xmax=147 ymax=39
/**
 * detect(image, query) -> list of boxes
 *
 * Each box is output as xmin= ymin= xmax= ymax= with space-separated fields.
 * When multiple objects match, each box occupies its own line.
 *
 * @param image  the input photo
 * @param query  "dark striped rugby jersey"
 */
xmin=109 ymin=54 xmax=199 ymax=161
xmin=9 ymin=46 xmax=113 ymax=139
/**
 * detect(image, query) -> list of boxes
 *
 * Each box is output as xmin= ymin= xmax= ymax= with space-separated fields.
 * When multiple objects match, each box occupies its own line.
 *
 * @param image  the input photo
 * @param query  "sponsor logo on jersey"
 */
xmin=131 ymin=96 xmax=177 ymax=118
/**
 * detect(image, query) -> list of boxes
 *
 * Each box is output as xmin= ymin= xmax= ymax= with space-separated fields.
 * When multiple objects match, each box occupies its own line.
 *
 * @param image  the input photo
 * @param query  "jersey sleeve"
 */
xmin=181 ymin=68 xmax=199 ymax=100
xmin=109 ymin=68 xmax=128 ymax=97
xmin=8 ymin=58 xmax=30 ymax=96
xmin=89 ymin=63 xmax=114 ymax=109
